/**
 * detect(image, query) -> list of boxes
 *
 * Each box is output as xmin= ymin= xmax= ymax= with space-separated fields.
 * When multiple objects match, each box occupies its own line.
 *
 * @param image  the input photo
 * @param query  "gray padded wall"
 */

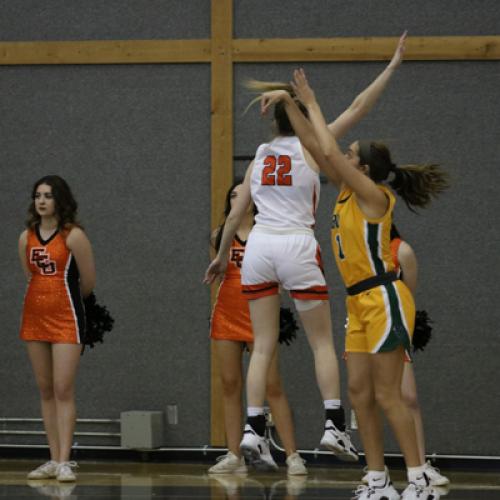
xmin=0 ymin=0 xmax=210 ymax=41
xmin=0 ymin=0 xmax=499 ymax=455
xmin=0 ymin=0 xmax=211 ymax=447
xmin=234 ymin=60 xmax=500 ymax=454
xmin=235 ymin=0 xmax=499 ymax=37
xmin=233 ymin=0 xmax=500 ymax=456
xmin=0 ymin=63 xmax=211 ymax=446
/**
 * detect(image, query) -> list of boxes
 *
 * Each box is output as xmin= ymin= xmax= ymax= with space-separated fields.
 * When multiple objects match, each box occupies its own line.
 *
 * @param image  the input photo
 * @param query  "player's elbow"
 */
xmin=317 ymin=136 xmax=334 ymax=158
xmin=225 ymin=211 xmax=240 ymax=226
xmin=324 ymin=147 xmax=341 ymax=167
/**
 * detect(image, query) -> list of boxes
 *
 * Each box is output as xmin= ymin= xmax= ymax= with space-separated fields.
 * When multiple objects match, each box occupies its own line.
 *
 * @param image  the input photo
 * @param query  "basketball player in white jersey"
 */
xmin=204 ymin=32 xmax=407 ymax=466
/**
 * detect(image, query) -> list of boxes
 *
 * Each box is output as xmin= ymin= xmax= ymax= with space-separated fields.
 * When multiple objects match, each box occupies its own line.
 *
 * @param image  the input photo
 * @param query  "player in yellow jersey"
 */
xmin=260 ymin=69 xmax=448 ymax=500
xmin=359 ymin=226 xmax=449 ymax=490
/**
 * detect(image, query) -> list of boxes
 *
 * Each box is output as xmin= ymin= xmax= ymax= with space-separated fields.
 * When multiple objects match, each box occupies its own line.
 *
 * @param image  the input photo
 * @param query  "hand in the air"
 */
xmin=388 ymin=30 xmax=407 ymax=69
xmin=290 ymin=68 xmax=316 ymax=107
xmin=260 ymin=90 xmax=291 ymax=115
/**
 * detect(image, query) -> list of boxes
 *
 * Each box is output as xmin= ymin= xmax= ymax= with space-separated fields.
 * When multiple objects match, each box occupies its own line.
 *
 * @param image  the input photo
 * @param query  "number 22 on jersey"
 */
xmin=261 ymin=155 xmax=293 ymax=186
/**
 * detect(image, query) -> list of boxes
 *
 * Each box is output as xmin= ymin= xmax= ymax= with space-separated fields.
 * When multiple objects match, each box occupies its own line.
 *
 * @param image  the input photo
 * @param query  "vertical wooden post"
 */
xmin=210 ymin=0 xmax=233 ymax=446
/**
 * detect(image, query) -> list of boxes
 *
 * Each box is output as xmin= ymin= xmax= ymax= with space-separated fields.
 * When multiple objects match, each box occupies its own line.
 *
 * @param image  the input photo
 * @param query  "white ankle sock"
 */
xmin=323 ymin=399 xmax=341 ymax=410
xmin=247 ymin=406 xmax=264 ymax=417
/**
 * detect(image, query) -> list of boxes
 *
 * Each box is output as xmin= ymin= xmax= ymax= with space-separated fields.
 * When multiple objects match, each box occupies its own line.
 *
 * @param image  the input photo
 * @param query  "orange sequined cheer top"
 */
xmin=210 ymin=236 xmax=253 ymax=343
xmin=20 ymin=226 xmax=85 ymax=344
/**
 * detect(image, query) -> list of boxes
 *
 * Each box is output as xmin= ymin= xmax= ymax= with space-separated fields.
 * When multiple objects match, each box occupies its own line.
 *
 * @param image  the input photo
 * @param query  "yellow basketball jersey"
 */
xmin=331 ymin=185 xmax=396 ymax=288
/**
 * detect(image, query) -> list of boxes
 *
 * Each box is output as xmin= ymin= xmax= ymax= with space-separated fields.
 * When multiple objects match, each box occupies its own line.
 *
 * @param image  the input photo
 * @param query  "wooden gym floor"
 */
xmin=0 ymin=460 xmax=499 ymax=499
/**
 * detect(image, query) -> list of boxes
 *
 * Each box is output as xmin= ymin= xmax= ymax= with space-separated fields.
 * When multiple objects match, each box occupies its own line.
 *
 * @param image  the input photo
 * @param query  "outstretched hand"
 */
xmin=203 ymin=256 xmax=227 ymax=284
xmin=260 ymin=90 xmax=291 ymax=115
xmin=388 ymin=30 xmax=407 ymax=69
xmin=290 ymin=68 xmax=316 ymax=107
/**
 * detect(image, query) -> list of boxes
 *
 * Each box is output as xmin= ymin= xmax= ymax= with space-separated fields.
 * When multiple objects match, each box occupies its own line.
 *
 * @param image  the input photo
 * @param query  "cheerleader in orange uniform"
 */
xmin=19 ymin=176 xmax=95 ymax=483
xmin=389 ymin=226 xmax=449 ymax=487
xmin=21 ymin=225 xmax=85 ymax=344
xmin=211 ymin=235 xmax=253 ymax=345
xmin=209 ymin=181 xmax=306 ymax=476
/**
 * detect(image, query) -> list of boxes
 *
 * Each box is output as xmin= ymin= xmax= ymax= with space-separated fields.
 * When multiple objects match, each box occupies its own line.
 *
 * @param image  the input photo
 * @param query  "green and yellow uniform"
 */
xmin=331 ymin=185 xmax=414 ymax=354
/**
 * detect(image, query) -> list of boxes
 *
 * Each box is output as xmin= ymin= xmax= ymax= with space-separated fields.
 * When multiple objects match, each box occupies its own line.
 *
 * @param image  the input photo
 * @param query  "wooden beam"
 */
xmin=210 ymin=0 xmax=234 ymax=447
xmin=0 ymin=39 xmax=211 ymax=65
xmin=233 ymin=36 xmax=500 ymax=62
xmin=1 ymin=35 xmax=497 ymax=66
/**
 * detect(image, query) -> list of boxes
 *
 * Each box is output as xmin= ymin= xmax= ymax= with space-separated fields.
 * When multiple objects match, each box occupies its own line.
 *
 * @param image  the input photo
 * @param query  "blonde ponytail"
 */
xmin=243 ymin=79 xmax=306 ymax=136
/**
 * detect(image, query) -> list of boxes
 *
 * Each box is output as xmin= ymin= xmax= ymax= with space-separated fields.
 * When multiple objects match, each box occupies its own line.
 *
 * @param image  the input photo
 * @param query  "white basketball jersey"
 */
xmin=251 ymin=136 xmax=320 ymax=229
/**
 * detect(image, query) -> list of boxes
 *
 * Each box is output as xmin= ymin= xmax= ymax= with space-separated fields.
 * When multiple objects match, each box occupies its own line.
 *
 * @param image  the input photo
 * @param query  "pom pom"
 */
xmin=412 ymin=309 xmax=432 ymax=352
xmin=279 ymin=306 xmax=298 ymax=346
xmin=82 ymin=292 xmax=114 ymax=350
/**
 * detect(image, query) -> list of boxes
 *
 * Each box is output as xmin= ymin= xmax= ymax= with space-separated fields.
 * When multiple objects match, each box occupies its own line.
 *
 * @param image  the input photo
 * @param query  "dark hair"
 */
xmin=358 ymin=141 xmax=450 ymax=212
xmin=274 ymin=99 xmax=309 ymax=136
xmin=26 ymin=175 xmax=80 ymax=229
xmin=244 ymin=79 xmax=309 ymax=136
xmin=390 ymin=223 xmax=401 ymax=240
xmin=213 ymin=178 xmax=257 ymax=252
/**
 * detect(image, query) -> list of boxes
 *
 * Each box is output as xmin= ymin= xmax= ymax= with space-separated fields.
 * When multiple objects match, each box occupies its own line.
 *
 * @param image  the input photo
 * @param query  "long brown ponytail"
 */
xmin=390 ymin=163 xmax=449 ymax=210
xmin=358 ymin=141 xmax=449 ymax=211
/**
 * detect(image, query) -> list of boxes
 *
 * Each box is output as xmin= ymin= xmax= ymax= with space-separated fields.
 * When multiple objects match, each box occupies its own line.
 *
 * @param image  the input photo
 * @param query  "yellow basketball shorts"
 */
xmin=345 ymin=279 xmax=415 ymax=354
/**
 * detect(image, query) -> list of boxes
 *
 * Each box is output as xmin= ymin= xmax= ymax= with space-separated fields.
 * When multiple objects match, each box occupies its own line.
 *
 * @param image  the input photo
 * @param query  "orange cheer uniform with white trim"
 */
xmin=20 ymin=226 xmax=85 ymax=344
xmin=210 ymin=236 xmax=253 ymax=343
